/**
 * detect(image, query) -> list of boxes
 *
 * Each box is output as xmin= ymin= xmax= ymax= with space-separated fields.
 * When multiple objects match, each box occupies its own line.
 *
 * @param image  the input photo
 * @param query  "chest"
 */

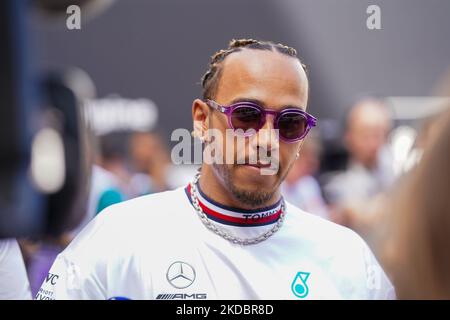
xmin=108 ymin=238 xmax=365 ymax=300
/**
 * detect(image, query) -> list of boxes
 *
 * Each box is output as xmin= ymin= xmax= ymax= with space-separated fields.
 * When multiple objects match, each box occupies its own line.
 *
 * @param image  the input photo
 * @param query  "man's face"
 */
xmin=130 ymin=133 xmax=168 ymax=172
xmin=204 ymin=49 xmax=309 ymax=206
xmin=346 ymin=102 xmax=390 ymax=168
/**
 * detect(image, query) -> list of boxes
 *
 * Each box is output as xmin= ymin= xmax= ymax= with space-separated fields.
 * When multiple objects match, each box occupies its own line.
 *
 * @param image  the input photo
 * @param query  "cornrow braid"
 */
xmin=201 ymin=38 xmax=307 ymax=100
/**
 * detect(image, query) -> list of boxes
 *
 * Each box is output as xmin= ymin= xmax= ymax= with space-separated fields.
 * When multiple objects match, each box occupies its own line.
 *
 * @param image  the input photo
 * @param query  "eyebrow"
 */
xmin=229 ymin=97 xmax=305 ymax=111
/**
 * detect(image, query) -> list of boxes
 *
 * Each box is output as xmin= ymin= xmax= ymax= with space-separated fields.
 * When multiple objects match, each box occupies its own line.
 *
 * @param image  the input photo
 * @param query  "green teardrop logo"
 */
xmin=291 ymin=272 xmax=310 ymax=298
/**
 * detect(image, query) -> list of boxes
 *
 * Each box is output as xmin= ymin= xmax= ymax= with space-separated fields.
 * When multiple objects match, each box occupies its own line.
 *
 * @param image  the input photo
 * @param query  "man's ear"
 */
xmin=192 ymin=99 xmax=210 ymax=138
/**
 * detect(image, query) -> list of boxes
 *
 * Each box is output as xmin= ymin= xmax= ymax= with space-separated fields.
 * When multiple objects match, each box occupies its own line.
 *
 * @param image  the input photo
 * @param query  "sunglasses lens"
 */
xmin=278 ymin=112 xmax=307 ymax=140
xmin=230 ymin=106 xmax=262 ymax=132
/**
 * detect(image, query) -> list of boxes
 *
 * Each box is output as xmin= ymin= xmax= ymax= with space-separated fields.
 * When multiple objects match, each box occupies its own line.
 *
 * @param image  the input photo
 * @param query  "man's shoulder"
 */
xmin=99 ymin=186 xmax=188 ymax=223
xmin=63 ymin=187 xmax=189 ymax=257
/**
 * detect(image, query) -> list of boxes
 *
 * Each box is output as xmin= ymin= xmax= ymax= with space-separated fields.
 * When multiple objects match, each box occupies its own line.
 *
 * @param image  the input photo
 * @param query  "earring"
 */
xmin=295 ymin=152 xmax=300 ymax=159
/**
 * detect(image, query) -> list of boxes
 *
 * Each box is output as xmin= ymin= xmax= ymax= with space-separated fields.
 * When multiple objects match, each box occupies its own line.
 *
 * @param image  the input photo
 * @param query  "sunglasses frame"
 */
xmin=205 ymin=99 xmax=317 ymax=143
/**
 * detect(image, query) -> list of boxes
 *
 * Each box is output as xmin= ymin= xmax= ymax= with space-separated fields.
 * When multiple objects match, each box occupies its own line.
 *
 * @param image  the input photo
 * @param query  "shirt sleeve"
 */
xmin=0 ymin=239 xmax=32 ymax=300
xmin=35 ymin=253 xmax=106 ymax=300
xmin=35 ymin=209 xmax=112 ymax=300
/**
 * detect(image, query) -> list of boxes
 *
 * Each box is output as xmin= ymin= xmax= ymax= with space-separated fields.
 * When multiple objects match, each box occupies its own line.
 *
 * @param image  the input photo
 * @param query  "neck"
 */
xmin=198 ymin=165 xmax=281 ymax=211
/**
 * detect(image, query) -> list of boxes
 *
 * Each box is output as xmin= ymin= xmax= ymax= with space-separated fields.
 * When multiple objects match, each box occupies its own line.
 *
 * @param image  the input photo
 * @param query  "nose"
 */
xmin=252 ymin=114 xmax=279 ymax=154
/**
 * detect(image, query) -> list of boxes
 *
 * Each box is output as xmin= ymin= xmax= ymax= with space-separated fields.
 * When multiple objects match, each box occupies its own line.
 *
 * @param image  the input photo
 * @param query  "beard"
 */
xmin=212 ymin=162 xmax=288 ymax=208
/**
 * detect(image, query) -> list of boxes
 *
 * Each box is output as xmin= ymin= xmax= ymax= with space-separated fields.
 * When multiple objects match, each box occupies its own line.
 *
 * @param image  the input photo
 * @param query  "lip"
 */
xmin=244 ymin=163 xmax=271 ymax=169
xmin=239 ymin=161 xmax=273 ymax=171
xmin=237 ymin=162 xmax=279 ymax=178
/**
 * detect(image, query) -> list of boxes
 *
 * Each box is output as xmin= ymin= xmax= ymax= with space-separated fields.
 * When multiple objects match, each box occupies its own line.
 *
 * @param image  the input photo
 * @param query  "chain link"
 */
xmin=189 ymin=170 xmax=286 ymax=246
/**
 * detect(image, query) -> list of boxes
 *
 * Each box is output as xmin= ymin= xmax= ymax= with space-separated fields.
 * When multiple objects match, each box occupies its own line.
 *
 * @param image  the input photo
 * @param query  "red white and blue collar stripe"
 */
xmin=185 ymin=184 xmax=282 ymax=227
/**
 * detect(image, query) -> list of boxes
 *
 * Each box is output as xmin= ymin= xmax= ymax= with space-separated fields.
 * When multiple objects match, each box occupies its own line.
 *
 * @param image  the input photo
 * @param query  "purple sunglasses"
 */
xmin=205 ymin=99 xmax=317 ymax=143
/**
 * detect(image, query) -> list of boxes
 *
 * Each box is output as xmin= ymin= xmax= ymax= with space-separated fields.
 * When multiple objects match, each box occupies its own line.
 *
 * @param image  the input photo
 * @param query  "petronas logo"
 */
xmin=291 ymin=272 xmax=310 ymax=298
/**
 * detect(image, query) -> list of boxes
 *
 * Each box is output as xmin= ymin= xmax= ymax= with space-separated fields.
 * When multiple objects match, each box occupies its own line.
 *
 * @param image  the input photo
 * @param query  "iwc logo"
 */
xmin=166 ymin=261 xmax=196 ymax=289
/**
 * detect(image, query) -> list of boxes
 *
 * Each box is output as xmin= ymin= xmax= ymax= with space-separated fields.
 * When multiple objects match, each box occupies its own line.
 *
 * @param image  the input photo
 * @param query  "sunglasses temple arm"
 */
xmin=206 ymin=99 xmax=228 ymax=113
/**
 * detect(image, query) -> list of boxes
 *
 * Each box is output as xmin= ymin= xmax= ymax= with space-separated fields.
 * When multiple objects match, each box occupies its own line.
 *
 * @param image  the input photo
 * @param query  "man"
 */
xmin=324 ymin=98 xmax=395 ymax=209
xmin=93 ymin=132 xmax=131 ymax=212
xmin=37 ymin=39 xmax=394 ymax=299
xmin=128 ymin=130 xmax=194 ymax=194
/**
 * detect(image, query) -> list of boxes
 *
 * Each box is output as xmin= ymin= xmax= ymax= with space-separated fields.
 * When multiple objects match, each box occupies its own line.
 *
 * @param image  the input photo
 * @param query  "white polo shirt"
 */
xmin=36 ymin=185 xmax=395 ymax=300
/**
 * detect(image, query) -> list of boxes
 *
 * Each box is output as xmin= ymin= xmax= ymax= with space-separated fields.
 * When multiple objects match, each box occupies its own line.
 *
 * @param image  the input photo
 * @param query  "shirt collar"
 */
xmin=185 ymin=183 xmax=282 ymax=227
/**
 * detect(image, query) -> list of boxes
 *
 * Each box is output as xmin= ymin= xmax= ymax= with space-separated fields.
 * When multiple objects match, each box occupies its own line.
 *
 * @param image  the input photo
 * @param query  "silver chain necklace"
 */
xmin=189 ymin=171 xmax=286 ymax=246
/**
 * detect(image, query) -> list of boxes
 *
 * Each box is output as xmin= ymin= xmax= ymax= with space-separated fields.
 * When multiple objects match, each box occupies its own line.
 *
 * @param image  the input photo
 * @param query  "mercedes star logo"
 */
xmin=166 ymin=261 xmax=196 ymax=289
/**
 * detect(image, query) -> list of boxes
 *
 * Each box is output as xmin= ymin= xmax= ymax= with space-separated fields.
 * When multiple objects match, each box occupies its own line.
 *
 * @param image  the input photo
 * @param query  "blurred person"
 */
xmin=129 ymin=130 xmax=172 ymax=194
xmin=37 ymin=39 xmax=393 ymax=300
xmin=338 ymin=108 xmax=450 ymax=299
xmin=337 ymin=109 xmax=448 ymax=250
xmin=281 ymin=132 xmax=329 ymax=219
xmin=324 ymin=98 xmax=395 ymax=224
xmin=129 ymin=130 xmax=199 ymax=194
xmin=387 ymin=109 xmax=450 ymax=299
xmin=0 ymin=239 xmax=32 ymax=299
xmin=95 ymin=131 xmax=132 ymax=211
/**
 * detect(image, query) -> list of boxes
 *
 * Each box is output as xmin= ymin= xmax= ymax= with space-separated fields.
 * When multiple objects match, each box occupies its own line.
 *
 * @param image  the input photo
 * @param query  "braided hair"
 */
xmin=201 ymin=38 xmax=307 ymax=100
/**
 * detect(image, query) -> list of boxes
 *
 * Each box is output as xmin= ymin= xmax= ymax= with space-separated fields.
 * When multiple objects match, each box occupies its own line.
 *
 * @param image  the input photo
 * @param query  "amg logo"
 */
xmin=156 ymin=293 xmax=207 ymax=300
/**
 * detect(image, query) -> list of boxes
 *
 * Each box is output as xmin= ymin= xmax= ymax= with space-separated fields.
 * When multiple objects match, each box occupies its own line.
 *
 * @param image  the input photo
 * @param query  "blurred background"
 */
xmin=1 ymin=0 xmax=450 ymax=299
